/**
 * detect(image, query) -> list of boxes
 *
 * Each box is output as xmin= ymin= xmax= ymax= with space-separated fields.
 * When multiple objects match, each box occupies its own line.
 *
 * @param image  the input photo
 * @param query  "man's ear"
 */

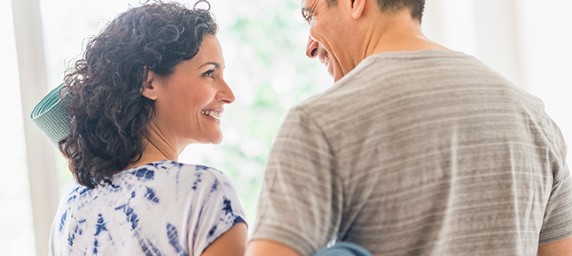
xmin=350 ymin=0 xmax=366 ymax=19
xmin=141 ymin=67 xmax=159 ymax=101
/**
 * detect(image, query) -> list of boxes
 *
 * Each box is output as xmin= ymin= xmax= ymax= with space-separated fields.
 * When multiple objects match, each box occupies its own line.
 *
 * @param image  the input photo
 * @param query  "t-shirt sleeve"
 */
xmin=250 ymin=107 xmax=343 ymax=256
xmin=539 ymin=162 xmax=572 ymax=244
xmin=539 ymin=117 xmax=572 ymax=244
xmin=190 ymin=170 xmax=247 ymax=255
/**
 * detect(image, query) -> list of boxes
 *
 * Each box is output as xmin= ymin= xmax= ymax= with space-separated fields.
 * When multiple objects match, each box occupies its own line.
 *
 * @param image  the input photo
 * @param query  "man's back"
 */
xmin=251 ymin=50 xmax=572 ymax=255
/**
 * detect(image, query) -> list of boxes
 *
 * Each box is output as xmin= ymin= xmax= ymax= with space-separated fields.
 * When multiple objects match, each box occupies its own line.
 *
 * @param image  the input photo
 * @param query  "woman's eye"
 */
xmin=203 ymin=70 xmax=215 ymax=78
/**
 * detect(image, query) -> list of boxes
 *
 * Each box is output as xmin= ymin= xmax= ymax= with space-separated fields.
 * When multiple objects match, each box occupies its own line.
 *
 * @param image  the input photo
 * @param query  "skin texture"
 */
xmin=136 ymin=35 xmax=235 ymax=166
xmin=203 ymin=223 xmax=248 ymax=256
xmin=302 ymin=0 xmax=349 ymax=81
xmin=306 ymin=36 xmax=334 ymax=77
xmin=538 ymin=238 xmax=572 ymax=256
xmin=245 ymin=240 xmax=300 ymax=256
xmin=247 ymin=0 xmax=572 ymax=255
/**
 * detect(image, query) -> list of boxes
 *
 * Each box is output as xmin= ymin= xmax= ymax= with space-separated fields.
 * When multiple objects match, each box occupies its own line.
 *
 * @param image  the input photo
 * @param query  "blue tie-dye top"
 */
xmin=49 ymin=160 xmax=246 ymax=256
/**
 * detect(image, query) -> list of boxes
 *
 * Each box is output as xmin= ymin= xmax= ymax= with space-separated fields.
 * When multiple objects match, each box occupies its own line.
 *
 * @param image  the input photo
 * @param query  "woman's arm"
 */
xmin=202 ymin=223 xmax=248 ymax=256
xmin=246 ymin=239 xmax=300 ymax=256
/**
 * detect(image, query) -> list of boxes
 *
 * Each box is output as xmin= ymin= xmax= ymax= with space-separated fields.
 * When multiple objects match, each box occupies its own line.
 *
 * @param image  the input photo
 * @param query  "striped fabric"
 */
xmin=251 ymin=50 xmax=572 ymax=256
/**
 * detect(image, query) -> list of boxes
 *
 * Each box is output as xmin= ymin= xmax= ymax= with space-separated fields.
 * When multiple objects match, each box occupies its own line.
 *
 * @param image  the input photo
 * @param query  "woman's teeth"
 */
xmin=201 ymin=110 xmax=221 ymax=120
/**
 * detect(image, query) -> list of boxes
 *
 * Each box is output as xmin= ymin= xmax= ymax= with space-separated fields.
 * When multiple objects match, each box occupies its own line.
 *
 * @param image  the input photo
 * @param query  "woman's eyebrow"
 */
xmin=198 ymin=61 xmax=221 ymax=69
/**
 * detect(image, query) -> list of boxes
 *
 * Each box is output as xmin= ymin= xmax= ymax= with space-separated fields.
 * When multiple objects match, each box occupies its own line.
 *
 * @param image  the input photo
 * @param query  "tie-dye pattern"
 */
xmin=49 ymin=160 xmax=246 ymax=255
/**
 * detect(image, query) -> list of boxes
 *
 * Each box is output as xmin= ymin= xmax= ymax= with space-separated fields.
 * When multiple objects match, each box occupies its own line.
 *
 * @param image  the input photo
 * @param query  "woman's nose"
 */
xmin=218 ymin=80 xmax=235 ymax=104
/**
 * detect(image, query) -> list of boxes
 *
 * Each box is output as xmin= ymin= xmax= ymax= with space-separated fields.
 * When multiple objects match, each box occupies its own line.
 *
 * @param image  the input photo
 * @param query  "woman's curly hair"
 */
xmin=59 ymin=1 xmax=218 ymax=189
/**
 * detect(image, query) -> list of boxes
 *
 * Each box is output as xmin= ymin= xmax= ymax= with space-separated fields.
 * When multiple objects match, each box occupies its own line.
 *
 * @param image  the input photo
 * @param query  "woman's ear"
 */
xmin=141 ymin=67 xmax=158 ymax=100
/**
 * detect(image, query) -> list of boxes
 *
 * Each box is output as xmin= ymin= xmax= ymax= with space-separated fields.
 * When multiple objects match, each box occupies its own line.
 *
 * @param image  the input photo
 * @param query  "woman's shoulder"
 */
xmin=123 ymin=160 xmax=222 ymax=177
xmin=122 ymin=160 xmax=233 ymax=191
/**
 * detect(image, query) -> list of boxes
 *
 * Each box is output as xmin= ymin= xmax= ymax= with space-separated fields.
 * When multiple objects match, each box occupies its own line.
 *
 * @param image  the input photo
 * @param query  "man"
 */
xmin=246 ymin=0 xmax=572 ymax=255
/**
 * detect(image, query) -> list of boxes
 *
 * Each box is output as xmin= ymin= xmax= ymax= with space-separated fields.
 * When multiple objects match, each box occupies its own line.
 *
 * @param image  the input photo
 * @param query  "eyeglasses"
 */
xmin=301 ymin=0 xmax=321 ymax=24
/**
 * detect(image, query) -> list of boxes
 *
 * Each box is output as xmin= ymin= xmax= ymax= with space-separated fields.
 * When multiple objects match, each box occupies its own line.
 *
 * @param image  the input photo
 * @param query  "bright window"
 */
xmin=0 ymin=0 xmax=35 ymax=255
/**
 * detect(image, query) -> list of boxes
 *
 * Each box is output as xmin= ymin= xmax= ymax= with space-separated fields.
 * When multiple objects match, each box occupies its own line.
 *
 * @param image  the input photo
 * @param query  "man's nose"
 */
xmin=306 ymin=36 xmax=319 ymax=58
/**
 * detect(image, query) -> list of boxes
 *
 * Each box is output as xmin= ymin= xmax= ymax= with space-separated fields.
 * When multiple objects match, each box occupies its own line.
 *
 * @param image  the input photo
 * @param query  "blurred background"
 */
xmin=1 ymin=0 xmax=570 ymax=255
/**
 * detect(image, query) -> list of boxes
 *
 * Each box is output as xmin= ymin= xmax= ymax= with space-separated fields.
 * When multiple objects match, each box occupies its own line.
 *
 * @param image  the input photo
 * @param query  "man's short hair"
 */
xmin=326 ymin=0 xmax=425 ymax=22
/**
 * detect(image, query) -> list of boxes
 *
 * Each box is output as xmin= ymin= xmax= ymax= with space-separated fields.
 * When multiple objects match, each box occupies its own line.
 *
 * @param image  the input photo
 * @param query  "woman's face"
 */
xmin=146 ymin=35 xmax=235 ymax=147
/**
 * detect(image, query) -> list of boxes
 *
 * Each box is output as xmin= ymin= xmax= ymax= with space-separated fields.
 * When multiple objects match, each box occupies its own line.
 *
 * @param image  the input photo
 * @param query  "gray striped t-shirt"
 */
xmin=251 ymin=50 xmax=572 ymax=255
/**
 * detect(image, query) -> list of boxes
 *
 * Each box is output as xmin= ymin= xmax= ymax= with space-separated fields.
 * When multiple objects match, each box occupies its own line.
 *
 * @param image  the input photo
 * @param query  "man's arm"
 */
xmin=247 ymin=107 xmax=341 ymax=256
xmin=537 ymin=236 xmax=572 ymax=256
xmin=246 ymin=239 xmax=300 ymax=256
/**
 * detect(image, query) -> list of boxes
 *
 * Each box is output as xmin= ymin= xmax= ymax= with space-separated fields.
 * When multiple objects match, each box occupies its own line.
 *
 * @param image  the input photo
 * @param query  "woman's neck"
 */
xmin=126 ymin=124 xmax=179 ymax=169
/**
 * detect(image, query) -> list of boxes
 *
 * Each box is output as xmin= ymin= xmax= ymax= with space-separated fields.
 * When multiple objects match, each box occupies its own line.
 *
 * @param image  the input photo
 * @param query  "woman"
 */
xmin=48 ymin=1 xmax=247 ymax=255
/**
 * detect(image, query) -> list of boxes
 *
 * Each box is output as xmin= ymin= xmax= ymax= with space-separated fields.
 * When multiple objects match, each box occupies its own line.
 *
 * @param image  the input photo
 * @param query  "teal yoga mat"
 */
xmin=30 ymin=83 xmax=69 ymax=146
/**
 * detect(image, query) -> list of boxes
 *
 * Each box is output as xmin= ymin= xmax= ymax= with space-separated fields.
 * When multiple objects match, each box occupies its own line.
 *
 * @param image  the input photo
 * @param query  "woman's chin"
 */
xmin=207 ymin=133 xmax=223 ymax=144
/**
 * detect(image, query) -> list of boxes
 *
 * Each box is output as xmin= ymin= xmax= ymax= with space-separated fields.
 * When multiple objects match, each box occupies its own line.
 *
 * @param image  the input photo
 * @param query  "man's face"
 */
xmin=306 ymin=37 xmax=334 ymax=77
xmin=301 ymin=0 xmax=346 ymax=81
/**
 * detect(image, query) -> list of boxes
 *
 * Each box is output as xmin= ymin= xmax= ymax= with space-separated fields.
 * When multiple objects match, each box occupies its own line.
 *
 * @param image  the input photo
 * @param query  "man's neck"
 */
xmin=359 ymin=9 xmax=448 ymax=60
